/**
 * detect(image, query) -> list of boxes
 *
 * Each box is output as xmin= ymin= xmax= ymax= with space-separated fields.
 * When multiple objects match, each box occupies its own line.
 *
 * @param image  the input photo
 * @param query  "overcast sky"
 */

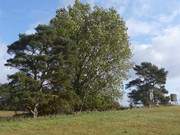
xmin=1 ymin=0 xmax=180 ymax=104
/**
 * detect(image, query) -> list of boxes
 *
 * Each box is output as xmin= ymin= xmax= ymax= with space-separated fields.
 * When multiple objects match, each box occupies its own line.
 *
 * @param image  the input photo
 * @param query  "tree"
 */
xmin=127 ymin=62 xmax=169 ymax=107
xmin=6 ymin=27 xmax=51 ymax=117
xmin=50 ymin=0 xmax=131 ymax=111
xmin=5 ymin=0 xmax=131 ymax=116
xmin=5 ymin=25 xmax=76 ymax=117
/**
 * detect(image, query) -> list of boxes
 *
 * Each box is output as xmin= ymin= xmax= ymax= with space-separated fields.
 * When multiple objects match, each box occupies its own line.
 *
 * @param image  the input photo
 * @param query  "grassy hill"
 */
xmin=0 ymin=106 xmax=180 ymax=135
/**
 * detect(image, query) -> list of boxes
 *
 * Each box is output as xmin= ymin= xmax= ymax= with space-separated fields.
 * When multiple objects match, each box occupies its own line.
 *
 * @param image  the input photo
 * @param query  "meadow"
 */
xmin=0 ymin=106 xmax=180 ymax=135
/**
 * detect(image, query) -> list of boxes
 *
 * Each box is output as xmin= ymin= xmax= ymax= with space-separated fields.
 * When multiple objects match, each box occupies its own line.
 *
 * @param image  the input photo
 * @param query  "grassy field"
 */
xmin=0 ymin=106 xmax=180 ymax=135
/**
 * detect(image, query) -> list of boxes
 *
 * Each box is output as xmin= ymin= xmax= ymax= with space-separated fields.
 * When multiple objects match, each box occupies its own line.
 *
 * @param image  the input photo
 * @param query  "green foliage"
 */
xmin=50 ymin=0 xmax=131 ymax=110
xmin=127 ymin=62 xmax=169 ymax=106
xmin=0 ymin=84 xmax=11 ymax=110
xmin=4 ymin=0 xmax=131 ymax=116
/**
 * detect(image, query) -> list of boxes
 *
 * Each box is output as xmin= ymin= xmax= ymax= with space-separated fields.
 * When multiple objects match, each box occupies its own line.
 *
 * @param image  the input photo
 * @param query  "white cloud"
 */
xmin=131 ymin=0 xmax=151 ymax=17
xmin=99 ymin=0 xmax=130 ymax=14
xmin=0 ymin=42 xmax=15 ymax=83
xmin=126 ymin=18 xmax=160 ymax=37
xmin=159 ymin=9 xmax=180 ymax=23
xmin=133 ymin=25 xmax=180 ymax=79
xmin=58 ymin=0 xmax=75 ymax=8
xmin=81 ymin=0 xmax=131 ymax=14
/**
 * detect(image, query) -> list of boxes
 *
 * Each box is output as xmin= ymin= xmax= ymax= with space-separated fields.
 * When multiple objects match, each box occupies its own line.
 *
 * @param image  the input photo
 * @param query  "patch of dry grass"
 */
xmin=0 ymin=111 xmax=15 ymax=118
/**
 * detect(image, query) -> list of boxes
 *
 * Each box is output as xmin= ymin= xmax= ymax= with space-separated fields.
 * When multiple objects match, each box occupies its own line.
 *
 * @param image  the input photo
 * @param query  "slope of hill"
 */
xmin=0 ymin=106 xmax=180 ymax=135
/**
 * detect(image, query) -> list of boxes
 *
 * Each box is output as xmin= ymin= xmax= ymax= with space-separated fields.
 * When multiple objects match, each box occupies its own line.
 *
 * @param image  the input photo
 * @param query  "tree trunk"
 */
xmin=79 ymin=100 xmax=84 ymax=112
xmin=79 ymin=92 xmax=88 ymax=112
xmin=30 ymin=103 xmax=39 ymax=118
xmin=33 ymin=104 xmax=38 ymax=118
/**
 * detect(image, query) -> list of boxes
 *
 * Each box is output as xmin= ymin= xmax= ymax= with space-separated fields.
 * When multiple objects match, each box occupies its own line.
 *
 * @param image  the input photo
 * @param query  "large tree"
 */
xmin=6 ymin=27 xmax=56 ymax=117
xmin=127 ymin=62 xmax=169 ymax=107
xmin=5 ymin=0 xmax=131 ymax=116
xmin=50 ymin=0 xmax=131 ymax=111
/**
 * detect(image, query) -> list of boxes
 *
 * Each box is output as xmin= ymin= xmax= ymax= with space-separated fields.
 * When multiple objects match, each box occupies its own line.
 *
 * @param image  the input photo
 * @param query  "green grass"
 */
xmin=0 ymin=106 xmax=180 ymax=135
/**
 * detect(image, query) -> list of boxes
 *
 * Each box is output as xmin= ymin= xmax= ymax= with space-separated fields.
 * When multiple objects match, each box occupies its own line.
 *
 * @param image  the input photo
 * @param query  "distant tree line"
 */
xmin=0 ymin=0 xmax=131 ymax=118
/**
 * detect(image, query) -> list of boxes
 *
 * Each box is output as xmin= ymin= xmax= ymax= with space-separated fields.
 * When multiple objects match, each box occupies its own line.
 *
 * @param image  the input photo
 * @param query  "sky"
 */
xmin=1 ymin=0 xmax=180 ymax=104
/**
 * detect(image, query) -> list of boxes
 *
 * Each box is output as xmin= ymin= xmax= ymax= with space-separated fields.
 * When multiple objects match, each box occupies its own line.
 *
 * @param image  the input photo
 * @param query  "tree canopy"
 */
xmin=3 ymin=0 xmax=131 ymax=117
